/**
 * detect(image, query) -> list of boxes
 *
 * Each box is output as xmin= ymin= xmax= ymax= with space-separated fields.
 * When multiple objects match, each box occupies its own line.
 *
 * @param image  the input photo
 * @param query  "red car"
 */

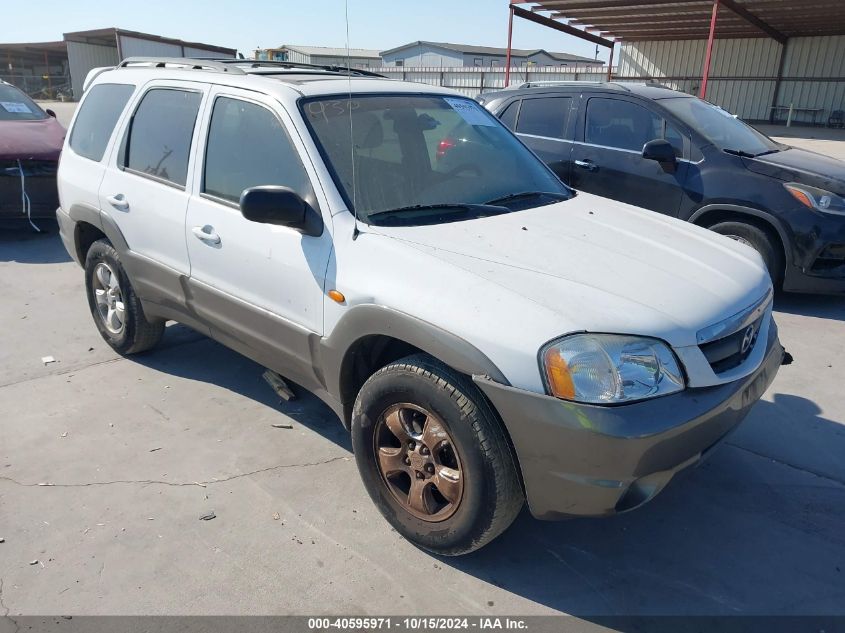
xmin=0 ymin=81 xmax=66 ymax=224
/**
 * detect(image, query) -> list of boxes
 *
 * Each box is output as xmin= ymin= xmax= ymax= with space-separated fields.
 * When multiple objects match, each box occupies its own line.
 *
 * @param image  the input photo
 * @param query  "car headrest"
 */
xmin=352 ymin=112 xmax=383 ymax=150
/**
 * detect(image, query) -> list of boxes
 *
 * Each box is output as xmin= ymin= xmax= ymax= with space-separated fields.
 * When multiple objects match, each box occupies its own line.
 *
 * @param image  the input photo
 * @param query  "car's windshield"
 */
xmin=661 ymin=96 xmax=780 ymax=156
xmin=301 ymin=94 xmax=572 ymax=225
xmin=0 ymin=84 xmax=47 ymax=121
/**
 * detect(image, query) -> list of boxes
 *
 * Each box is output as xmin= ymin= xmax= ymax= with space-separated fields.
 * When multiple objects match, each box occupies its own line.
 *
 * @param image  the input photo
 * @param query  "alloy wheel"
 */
xmin=92 ymin=262 xmax=126 ymax=334
xmin=373 ymin=403 xmax=464 ymax=521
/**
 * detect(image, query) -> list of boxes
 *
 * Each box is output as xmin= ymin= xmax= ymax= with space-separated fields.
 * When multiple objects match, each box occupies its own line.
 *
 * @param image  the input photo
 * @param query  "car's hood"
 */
xmin=370 ymin=193 xmax=771 ymax=347
xmin=743 ymin=146 xmax=845 ymax=195
xmin=0 ymin=117 xmax=66 ymax=161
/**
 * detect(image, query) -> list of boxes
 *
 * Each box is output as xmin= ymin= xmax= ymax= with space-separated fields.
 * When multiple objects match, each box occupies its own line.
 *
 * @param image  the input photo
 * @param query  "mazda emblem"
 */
xmin=740 ymin=324 xmax=757 ymax=355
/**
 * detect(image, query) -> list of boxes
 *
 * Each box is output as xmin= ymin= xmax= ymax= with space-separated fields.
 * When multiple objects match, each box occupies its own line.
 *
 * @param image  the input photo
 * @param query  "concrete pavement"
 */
xmin=1 ymin=224 xmax=844 ymax=618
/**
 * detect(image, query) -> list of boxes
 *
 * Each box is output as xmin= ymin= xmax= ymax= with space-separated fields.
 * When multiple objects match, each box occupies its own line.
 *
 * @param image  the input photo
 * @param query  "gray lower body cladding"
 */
xmin=474 ymin=322 xmax=784 ymax=520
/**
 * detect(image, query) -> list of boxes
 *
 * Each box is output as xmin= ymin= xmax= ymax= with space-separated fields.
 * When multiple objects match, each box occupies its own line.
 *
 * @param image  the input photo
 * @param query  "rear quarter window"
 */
xmin=69 ymin=83 xmax=135 ymax=162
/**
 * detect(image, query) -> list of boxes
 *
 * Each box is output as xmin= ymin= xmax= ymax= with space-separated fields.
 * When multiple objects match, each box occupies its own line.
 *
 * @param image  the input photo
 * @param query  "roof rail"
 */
xmin=116 ymin=57 xmax=386 ymax=79
xmin=214 ymin=58 xmax=386 ymax=78
xmin=118 ymin=57 xmax=246 ymax=74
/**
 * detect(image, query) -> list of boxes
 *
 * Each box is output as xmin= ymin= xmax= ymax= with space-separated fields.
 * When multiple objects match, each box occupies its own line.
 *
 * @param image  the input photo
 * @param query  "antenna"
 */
xmin=345 ymin=0 xmax=360 ymax=240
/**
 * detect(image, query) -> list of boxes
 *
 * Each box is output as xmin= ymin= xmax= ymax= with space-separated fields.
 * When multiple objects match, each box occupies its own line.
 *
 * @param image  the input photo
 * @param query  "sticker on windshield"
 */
xmin=444 ymin=98 xmax=495 ymax=126
xmin=1 ymin=101 xmax=32 ymax=113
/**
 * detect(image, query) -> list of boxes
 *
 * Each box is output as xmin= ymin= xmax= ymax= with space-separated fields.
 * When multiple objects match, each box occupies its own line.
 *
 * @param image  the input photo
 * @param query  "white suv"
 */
xmin=57 ymin=58 xmax=786 ymax=555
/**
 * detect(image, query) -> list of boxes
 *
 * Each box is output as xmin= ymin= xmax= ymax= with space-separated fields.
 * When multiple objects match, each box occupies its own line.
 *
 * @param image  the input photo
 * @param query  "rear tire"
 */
xmin=351 ymin=353 xmax=523 ymax=556
xmin=84 ymin=239 xmax=164 ymax=355
xmin=709 ymin=220 xmax=783 ymax=288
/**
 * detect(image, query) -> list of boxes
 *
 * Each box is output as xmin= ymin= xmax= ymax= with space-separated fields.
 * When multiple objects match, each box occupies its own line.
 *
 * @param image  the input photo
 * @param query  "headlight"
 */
xmin=784 ymin=183 xmax=845 ymax=216
xmin=541 ymin=334 xmax=685 ymax=404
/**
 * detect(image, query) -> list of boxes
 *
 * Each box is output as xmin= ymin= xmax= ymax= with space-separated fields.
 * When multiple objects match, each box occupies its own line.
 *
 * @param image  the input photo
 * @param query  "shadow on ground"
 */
xmin=133 ymin=324 xmax=845 ymax=616
xmin=445 ymin=392 xmax=845 ymax=617
xmin=0 ymin=220 xmax=70 ymax=264
xmin=775 ymin=292 xmax=845 ymax=322
xmin=131 ymin=326 xmax=352 ymax=452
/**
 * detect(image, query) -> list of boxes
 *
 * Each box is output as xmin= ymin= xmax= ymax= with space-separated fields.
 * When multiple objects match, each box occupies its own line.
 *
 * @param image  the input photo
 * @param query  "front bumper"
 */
xmin=782 ymin=210 xmax=845 ymax=294
xmin=474 ymin=323 xmax=784 ymax=520
xmin=0 ymin=159 xmax=59 ymax=220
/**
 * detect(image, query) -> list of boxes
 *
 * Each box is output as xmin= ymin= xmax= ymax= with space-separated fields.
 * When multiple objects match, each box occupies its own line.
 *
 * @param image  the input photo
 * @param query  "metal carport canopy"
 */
xmin=518 ymin=0 xmax=845 ymax=41
xmin=506 ymin=1 xmax=845 ymax=97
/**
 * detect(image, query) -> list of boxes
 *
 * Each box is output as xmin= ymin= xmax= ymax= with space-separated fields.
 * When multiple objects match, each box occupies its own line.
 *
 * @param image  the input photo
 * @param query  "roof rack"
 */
xmin=516 ymin=80 xmax=624 ymax=90
xmin=217 ymin=59 xmax=386 ymax=78
xmin=117 ymin=57 xmax=385 ymax=78
xmin=118 ymin=57 xmax=246 ymax=74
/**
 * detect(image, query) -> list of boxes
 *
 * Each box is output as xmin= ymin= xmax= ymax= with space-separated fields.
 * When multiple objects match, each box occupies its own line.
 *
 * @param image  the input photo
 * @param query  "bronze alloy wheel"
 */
xmin=373 ymin=403 xmax=464 ymax=521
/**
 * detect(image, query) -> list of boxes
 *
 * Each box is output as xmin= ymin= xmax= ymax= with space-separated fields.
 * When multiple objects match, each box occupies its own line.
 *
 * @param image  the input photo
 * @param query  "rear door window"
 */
xmin=122 ymin=88 xmax=201 ymax=187
xmin=202 ymin=96 xmax=312 ymax=203
xmin=516 ymin=97 xmax=571 ymax=139
xmin=69 ymin=83 xmax=135 ymax=161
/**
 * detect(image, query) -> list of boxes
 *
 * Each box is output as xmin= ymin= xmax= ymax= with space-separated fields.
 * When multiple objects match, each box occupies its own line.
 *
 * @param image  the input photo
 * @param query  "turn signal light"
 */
xmin=785 ymin=185 xmax=813 ymax=208
xmin=543 ymin=347 xmax=576 ymax=400
xmin=328 ymin=289 xmax=346 ymax=304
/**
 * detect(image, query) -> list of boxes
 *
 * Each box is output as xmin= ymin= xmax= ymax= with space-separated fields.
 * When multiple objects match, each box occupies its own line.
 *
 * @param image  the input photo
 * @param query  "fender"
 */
xmin=687 ymin=203 xmax=792 ymax=263
xmin=320 ymin=304 xmax=510 ymax=406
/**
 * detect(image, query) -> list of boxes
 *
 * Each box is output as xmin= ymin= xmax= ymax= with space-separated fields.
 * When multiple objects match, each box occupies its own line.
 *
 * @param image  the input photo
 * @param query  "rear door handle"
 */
xmin=574 ymin=159 xmax=598 ymax=172
xmin=192 ymin=225 xmax=221 ymax=245
xmin=106 ymin=194 xmax=129 ymax=210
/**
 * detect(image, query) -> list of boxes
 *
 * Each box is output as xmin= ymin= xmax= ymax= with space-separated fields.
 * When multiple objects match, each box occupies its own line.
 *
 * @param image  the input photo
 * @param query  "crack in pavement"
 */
xmin=0 ymin=455 xmax=349 ymax=489
xmin=725 ymin=441 xmax=845 ymax=488
xmin=0 ymin=578 xmax=21 ymax=633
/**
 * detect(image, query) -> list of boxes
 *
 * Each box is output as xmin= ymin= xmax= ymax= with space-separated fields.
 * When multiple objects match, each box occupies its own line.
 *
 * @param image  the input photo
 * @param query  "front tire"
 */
xmin=351 ymin=354 xmax=523 ymax=556
xmin=84 ymin=239 xmax=164 ymax=355
xmin=709 ymin=220 xmax=784 ymax=288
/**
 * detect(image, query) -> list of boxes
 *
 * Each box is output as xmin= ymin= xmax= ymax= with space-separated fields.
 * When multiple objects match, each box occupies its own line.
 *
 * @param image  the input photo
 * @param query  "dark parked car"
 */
xmin=0 ymin=80 xmax=66 ymax=224
xmin=478 ymin=82 xmax=845 ymax=294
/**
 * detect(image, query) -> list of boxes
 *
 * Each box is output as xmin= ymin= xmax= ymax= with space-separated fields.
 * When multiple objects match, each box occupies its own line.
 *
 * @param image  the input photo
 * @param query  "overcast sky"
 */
xmin=1 ymin=0 xmax=611 ymax=62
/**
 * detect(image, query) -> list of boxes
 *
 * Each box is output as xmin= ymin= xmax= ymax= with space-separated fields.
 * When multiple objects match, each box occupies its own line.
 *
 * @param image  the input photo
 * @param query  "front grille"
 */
xmin=699 ymin=314 xmax=764 ymax=373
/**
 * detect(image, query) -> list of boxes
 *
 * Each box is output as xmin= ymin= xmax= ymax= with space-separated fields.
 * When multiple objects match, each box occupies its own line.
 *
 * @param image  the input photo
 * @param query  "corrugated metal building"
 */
xmin=64 ymin=29 xmax=236 ymax=99
xmin=618 ymin=35 xmax=845 ymax=122
xmin=1 ymin=28 xmax=236 ymax=100
xmin=508 ymin=1 xmax=845 ymax=125
xmin=380 ymin=41 xmax=602 ymax=68
xmin=255 ymin=45 xmax=381 ymax=68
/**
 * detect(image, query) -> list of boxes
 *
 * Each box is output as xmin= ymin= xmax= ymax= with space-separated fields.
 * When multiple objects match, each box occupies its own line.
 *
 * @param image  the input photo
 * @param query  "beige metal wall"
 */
xmin=619 ymin=35 xmax=845 ymax=122
xmin=375 ymin=66 xmax=609 ymax=97
xmin=66 ymin=41 xmax=119 ymax=100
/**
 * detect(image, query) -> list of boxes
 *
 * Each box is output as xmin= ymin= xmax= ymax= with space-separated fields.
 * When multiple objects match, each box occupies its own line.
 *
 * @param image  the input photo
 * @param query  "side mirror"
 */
xmin=239 ymin=186 xmax=322 ymax=236
xmin=642 ymin=139 xmax=677 ymax=167
xmin=46 ymin=109 xmax=57 ymax=118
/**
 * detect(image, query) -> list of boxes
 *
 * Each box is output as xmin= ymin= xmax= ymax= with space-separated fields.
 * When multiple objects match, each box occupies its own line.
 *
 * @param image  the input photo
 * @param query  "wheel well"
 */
xmin=339 ymin=335 xmax=422 ymax=424
xmin=75 ymin=221 xmax=107 ymax=264
xmin=692 ymin=209 xmax=786 ymax=268
xmin=336 ymin=334 xmax=527 ymax=494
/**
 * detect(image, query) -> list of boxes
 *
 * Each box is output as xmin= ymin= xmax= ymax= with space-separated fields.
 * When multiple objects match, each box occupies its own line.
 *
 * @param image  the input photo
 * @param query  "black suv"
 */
xmin=478 ymin=82 xmax=845 ymax=294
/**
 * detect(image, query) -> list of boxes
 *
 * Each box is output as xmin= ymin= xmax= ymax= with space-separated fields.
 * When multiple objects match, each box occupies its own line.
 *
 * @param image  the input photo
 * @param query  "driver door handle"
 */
xmin=192 ymin=225 xmax=221 ymax=245
xmin=574 ymin=159 xmax=598 ymax=172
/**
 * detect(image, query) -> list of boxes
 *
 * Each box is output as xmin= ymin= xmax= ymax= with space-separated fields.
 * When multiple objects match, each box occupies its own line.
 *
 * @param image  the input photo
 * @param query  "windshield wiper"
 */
xmin=723 ymin=148 xmax=757 ymax=158
xmin=484 ymin=191 xmax=570 ymax=206
xmin=753 ymin=148 xmax=781 ymax=157
xmin=367 ymin=203 xmax=509 ymax=225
